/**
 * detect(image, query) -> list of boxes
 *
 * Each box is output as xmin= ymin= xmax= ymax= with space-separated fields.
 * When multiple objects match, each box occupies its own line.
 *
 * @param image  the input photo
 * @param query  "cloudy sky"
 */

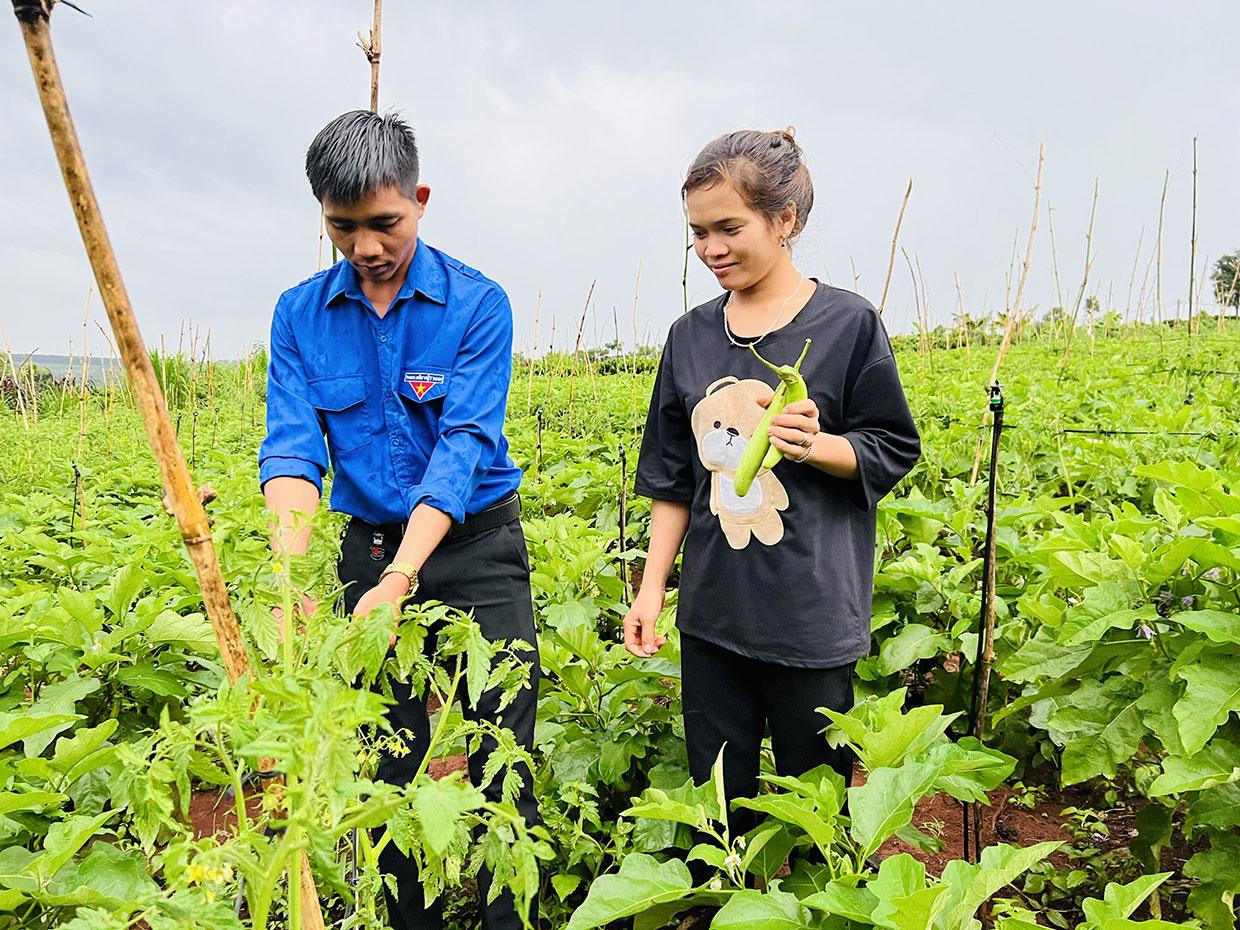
xmin=3 ymin=1 xmax=1237 ymax=358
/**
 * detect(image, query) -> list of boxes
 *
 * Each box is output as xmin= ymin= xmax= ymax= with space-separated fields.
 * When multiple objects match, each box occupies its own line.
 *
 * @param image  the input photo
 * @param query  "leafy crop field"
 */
xmin=1 ymin=321 xmax=1238 ymax=929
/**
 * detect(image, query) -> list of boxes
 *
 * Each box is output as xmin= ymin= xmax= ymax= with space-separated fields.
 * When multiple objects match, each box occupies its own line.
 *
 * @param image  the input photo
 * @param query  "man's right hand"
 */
xmin=623 ymin=588 xmax=668 ymax=658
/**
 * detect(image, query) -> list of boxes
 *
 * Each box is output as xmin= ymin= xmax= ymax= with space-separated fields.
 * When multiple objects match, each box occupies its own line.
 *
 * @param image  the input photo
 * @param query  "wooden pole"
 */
xmin=1060 ymin=178 xmax=1099 ymax=373
xmin=11 ymin=5 xmax=325 ymax=927
xmin=970 ymin=145 xmax=1043 ymax=483
xmin=358 ymin=0 xmax=383 ymax=112
xmin=877 ymin=178 xmax=913 ymax=315
xmin=1187 ymin=135 xmax=1198 ymax=330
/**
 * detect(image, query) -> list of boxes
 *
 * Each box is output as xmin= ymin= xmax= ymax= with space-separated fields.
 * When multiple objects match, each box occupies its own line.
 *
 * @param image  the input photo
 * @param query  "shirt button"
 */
xmin=380 ymin=334 xmax=388 ymax=343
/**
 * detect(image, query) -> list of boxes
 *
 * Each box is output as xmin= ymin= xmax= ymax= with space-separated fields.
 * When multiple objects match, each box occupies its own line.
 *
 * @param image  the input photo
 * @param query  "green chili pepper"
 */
xmin=732 ymin=338 xmax=812 ymax=497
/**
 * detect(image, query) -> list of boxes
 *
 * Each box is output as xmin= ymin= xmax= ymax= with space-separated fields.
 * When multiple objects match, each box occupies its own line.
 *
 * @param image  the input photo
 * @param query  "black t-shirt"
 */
xmin=635 ymin=282 xmax=921 ymax=668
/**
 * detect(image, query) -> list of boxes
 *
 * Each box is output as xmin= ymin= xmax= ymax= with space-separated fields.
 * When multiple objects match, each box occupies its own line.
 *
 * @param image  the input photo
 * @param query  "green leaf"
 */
xmin=0 ymin=713 xmax=80 ymax=755
xmin=59 ymin=842 xmax=159 ymax=906
xmin=0 ymin=790 xmax=64 ymax=818
xmin=410 ymin=775 xmax=485 ymax=856
xmin=1174 ymin=654 xmax=1240 ymax=754
xmin=939 ymin=842 xmax=1062 ymax=930
xmin=733 ymin=793 xmax=835 ymax=858
xmin=1148 ymin=738 xmax=1240 ymax=796
xmin=146 ymin=609 xmax=218 ymax=653
xmin=1187 ymin=782 xmax=1240 ymax=832
xmin=566 ymin=854 xmax=693 ymax=930
xmin=115 ymin=661 xmax=188 ymax=698
xmin=1081 ymin=873 xmax=1173 ymax=925
xmin=877 ymin=624 xmax=951 ymax=676
xmin=105 ymin=563 xmax=146 ymax=618
xmin=742 ymin=823 xmax=798 ymax=881
xmin=1173 ymin=610 xmax=1240 ymax=645
xmin=711 ymin=888 xmax=813 ymax=930
xmin=848 ymin=762 xmax=939 ymax=859
xmin=49 ymin=720 xmax=118 ymax=776
xmin=802 ymin=879 xmax=877 ymax=921
xmin=38 ymin=810 xmax=118 ymax=880
xmin=822 ymin=689 xmax=953 ymax=771
xmin=1049 ymin=678 xmax=1147 ymax=784
xmin=551 ymin=873 xmax=581 ymax=901
xmin=0 ymin=847 xmax=39 ymax=894
xmin=23 ymin=676 xmax=101 ymax=756
xmin=1048 ymin=551 xmax=1131 ymax=586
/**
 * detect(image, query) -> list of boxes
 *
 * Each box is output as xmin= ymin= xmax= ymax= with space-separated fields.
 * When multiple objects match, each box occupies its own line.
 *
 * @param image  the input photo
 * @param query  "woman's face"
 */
xmin=686 ymin=179 xmax=791 ymax=292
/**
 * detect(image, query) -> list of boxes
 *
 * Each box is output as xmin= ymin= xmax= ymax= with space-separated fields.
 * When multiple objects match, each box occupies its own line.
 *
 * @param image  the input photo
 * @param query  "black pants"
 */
xmin=338 ymin=504 xmax=540 ymax=930
xmin=681 ymin=633 xmax=855 ymax=839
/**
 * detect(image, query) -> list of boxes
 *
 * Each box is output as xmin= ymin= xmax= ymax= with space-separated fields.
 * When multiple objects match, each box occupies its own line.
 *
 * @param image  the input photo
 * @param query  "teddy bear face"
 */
xmin=690 ymin=377 xmax=772 ymax=475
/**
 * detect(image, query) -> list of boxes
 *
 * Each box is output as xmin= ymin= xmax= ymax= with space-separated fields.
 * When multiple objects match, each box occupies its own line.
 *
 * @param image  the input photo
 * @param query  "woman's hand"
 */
xmin=624 ymin=587 xmax=668 ymax=658
xmin=763 ymin=396 xmax=821 ymax=461
xmin=758 ymin=395 xmax=859 ymax=478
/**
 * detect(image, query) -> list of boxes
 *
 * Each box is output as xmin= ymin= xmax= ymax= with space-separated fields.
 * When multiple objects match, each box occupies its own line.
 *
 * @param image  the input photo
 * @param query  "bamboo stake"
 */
xmin=358 ymin=0 xmax=383 ymax=112
xmin=1124 ymin=227 xmax=1145 ymax=330
xmin=11 ymin=5 xmax=325 ymax=927
xmin=970 ymin=144 xmax=1043 ymax=483
xmin=1187 ymin=135 xmax=1198 ymax=330
xmin=1155 ymin=170 xmax=1169 ymax=343
xmin=1047 ymin=204 xmax=1065 ymax=322
xmin=877 ymin=178 xmax=912 ymax=315
xmin=1060 ymin=179 xmax=1099 ymax=373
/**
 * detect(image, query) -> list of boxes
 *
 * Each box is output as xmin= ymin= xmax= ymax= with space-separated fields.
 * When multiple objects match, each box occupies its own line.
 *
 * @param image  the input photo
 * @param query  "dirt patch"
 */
xmin=189 ymin=753 xmax=471 ymax=841
xmin=874 ymin=784 xmax=1071 ymax=876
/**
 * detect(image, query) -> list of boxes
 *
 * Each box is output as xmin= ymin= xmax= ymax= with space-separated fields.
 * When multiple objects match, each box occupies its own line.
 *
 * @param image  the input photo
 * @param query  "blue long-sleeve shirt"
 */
xmin=258 ymin=240 xmax=522 ymax=525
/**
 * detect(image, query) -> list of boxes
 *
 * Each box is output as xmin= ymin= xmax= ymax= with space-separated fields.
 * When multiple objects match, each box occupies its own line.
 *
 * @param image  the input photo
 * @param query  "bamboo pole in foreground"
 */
xmin=11 ymin=3 xmax=325 ymax=927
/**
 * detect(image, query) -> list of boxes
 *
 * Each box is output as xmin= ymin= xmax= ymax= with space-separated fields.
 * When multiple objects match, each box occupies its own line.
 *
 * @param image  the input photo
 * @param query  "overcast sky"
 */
xmin=3 ymin=1 xmax=1237 ymax=358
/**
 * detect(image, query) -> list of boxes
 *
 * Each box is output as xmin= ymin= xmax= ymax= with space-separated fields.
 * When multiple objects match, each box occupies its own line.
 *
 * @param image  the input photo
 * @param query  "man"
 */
xmin=258 ymin=109 xmax=538 ymax=930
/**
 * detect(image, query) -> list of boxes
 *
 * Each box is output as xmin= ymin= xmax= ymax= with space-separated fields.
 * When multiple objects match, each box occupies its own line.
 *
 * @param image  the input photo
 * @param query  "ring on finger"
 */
xmin=799 ymin=431 xmax=813 ymax=449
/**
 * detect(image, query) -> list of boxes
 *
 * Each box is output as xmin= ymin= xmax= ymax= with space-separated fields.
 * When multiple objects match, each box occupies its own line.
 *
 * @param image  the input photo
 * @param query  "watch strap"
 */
xmin=379 ymin=561 xmax=420 ymax=592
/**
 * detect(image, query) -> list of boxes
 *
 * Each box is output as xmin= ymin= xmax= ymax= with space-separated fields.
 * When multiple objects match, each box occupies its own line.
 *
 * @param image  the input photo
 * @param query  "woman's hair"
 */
xmin=682 ymin=128 xmax=814 ymax=241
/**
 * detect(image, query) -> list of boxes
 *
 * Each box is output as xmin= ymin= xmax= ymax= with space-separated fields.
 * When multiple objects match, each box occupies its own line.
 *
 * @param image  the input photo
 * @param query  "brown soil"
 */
xmin=873 ymin=783 xmax=1073 ymax=876
xmin=188 ymin=752 xmax=471 ymax=841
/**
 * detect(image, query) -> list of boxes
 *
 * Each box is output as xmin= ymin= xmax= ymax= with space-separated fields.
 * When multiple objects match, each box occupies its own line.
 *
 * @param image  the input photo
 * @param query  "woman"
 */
xmin=626 ymin=129 xmax=920 ymax=815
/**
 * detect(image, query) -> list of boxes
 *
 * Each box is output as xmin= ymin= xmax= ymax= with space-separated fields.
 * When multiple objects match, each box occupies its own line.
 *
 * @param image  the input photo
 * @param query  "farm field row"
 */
xmin=0 ymin=322 xmax=1238 ymax=929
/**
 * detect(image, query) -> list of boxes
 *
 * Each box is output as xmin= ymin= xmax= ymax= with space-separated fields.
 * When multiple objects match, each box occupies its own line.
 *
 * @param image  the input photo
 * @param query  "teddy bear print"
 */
xmin=690 ymin=376 xmax=790 ymax=549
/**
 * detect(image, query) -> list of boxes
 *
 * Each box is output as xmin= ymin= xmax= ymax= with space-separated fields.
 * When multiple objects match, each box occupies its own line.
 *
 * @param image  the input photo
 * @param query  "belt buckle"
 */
xmin=369 ymin=531 xmax=386 ymax=561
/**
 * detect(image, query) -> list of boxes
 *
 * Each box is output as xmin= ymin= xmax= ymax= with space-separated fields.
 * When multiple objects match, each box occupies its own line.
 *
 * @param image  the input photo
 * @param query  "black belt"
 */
xmin=350 ymin=492 xmax=521 ymax=543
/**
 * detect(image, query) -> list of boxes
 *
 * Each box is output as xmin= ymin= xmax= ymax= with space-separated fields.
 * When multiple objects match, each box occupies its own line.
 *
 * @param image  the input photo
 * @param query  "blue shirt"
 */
xmin=258 ymin=240 xmax=522 ymax=525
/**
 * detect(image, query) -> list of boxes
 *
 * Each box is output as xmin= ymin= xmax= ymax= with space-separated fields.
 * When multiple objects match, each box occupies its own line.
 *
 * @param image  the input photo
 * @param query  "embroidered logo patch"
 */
xmin=403 ymin=371 xmax=445 ymax=399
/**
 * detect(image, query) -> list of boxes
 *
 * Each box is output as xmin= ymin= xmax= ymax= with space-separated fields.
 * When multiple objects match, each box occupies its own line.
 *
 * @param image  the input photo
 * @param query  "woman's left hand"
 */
xmin=765 ymin=398 xmax=822 ymax=462
xmin=353 ymin=573 xmax=411 ymax=645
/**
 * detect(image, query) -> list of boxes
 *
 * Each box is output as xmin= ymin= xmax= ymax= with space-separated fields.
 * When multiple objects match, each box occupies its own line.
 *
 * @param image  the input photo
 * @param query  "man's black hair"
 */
xmin=305 ymin=110 xmax=419 ymax=204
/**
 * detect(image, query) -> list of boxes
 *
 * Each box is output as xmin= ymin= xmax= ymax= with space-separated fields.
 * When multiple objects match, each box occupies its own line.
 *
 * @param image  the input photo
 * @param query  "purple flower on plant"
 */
xmin=1137 ymin=623 xmax=1156 ymax=640
xmin=1205 ymin=568 xmax=1222 ymax=582
xmin=1157 ymin=590 xmax=1174 ymax=603
xmin=1181 ymin=595 xmax=1195 ymax=608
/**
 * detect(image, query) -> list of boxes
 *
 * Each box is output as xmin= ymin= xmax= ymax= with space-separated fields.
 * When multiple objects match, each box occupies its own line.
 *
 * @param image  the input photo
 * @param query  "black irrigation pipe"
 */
xmin=962 ymin=382 xmax=1004 ymax=865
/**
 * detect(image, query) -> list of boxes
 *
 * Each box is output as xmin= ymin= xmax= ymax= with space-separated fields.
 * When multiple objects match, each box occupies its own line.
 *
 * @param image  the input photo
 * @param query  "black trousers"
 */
xmin=680 ymin=633 xmax=855 ymax=839
xmin=338 ymin=503 xmax=540 ymax=930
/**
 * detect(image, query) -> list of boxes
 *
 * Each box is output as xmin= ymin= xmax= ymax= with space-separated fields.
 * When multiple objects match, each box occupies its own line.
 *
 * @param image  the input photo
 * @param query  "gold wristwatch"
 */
xmin=379 ymin=561 xmax=420 ymax=594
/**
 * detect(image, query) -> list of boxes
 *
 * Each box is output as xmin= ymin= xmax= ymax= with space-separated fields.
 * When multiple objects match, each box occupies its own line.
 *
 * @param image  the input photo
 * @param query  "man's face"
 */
xmin=322 ymin=183 xmax=431 ymax=284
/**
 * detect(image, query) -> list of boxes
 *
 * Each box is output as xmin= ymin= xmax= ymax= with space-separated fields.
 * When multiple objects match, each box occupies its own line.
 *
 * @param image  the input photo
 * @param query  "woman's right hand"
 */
xmin=624 ymin=588 xmax=668 ymax=658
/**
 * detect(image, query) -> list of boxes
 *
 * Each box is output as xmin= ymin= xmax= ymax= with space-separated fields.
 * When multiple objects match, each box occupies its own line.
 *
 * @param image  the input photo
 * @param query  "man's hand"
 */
xmin=274 ymin=595 xmax=318 ymax=643
xmin=353 ymin=573 xmax=412 ymax=645
xmin=623 ymin=587 xmax=668 ymax=658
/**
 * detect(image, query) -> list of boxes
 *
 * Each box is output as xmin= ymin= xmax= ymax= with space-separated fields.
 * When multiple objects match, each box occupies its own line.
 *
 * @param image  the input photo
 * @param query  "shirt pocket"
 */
xmin=397 ymin=366 xmax=451 ymax=405
xmin=307 ymin=374 xmax=373 ymax=455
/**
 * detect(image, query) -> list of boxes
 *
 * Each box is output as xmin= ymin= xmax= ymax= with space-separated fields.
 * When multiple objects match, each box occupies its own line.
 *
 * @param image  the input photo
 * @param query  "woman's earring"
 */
xmin=780 ymin=237 xmax=788 ymax=248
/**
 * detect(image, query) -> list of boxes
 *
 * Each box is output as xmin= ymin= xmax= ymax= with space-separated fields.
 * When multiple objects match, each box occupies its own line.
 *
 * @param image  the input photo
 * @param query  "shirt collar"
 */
xmin=325 ymin=238 xmax=448 ymax=309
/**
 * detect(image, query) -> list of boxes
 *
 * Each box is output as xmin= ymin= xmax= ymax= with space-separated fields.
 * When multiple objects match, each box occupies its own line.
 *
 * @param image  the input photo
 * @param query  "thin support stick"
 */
xmin=358 ymin=0 xmax=383 ymax=112
xmin=877 ymin=178 xmax=913 ymax=315
xmin=970 ymin=145 xmax=1042 ymax=482
xmin=1187 ymin=135 xmax=1198 ymax=329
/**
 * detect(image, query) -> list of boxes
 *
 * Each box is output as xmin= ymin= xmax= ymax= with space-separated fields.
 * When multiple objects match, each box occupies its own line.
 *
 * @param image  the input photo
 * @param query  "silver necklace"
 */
xmin=723 ymin=275 xmax=806 ymax=348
